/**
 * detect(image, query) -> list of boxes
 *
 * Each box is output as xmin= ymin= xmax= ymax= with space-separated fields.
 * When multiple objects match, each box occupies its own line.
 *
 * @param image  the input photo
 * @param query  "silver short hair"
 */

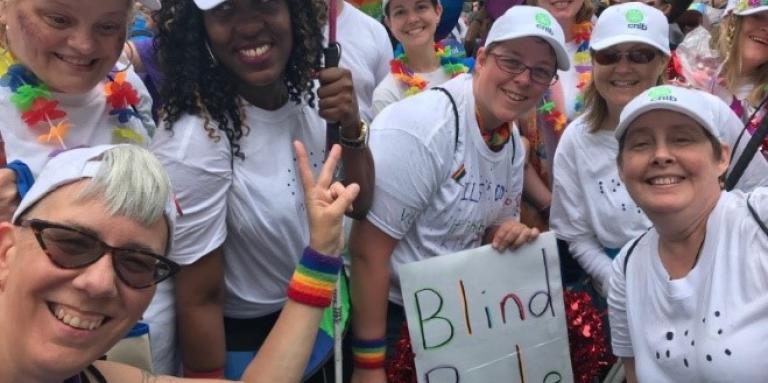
xmin=76 ymin=145 xmax=171 ymax=226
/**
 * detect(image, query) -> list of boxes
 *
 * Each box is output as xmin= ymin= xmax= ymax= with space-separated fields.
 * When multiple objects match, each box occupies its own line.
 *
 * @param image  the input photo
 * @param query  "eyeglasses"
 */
xmin=487 ymin=53 xmax=558 ymax=86
xmin=592 ymin=48 xmax=658 ymax=66
xmin=18 ymin=219 xmax=180 ymax=289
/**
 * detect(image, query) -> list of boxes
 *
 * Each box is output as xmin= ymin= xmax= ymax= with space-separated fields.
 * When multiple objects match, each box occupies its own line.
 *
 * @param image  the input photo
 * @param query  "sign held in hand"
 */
xmin=400 ymin=232 xmax=573 ymax=383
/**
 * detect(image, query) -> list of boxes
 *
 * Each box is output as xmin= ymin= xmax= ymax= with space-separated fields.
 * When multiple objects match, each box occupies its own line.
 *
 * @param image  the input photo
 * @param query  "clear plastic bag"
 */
xmin=675 ymin=26 xmax=722 ymax=91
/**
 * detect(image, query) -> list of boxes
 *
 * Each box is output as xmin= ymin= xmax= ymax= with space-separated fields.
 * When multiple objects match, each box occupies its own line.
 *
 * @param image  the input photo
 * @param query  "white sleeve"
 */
xmin=371 ymin=76 xmax=400 ymax=119
xmin=366 ymin=99 xmax=454 ymax=239
xmin=609 ymin=247 xmax=634 ymax=358
xmin=550 ymin=133 xmax=613 ymax=293
xmin=149 ymin=117 xmax=232 ymax=266
xmin=124 ymin=66 xmax=157 ymax=139
xmin=372 ymin=25 xmax=393 ymax=86
xmin=720 ymin=105 xmax=768 ymax=191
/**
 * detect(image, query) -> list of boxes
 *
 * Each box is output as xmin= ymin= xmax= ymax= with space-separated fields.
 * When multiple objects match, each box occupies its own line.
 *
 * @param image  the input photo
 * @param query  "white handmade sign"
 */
xmin=400 ymin=232 xmax=573 ymax=383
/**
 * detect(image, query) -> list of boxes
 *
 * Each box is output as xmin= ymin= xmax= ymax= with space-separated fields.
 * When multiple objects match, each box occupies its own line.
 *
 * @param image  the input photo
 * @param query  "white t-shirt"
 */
xmin=371 ymin=66 xmax=452 ymax=118
xmin=550 ymin=109 xmax=768 ymax=293
xmin=2 ymin=67 xmax=151 ymax=175
xmin=609 ymin=189 xmax=768 ymax=382
xmin=150 ymin=100 xmax=326 ymax=318
xmin=367 ymin=74 xmax=525 ymax=305
xmin=334 ymin=2 xmax=392 ymax=123
xmin=550 ymin=116 xmax=651 ymax=292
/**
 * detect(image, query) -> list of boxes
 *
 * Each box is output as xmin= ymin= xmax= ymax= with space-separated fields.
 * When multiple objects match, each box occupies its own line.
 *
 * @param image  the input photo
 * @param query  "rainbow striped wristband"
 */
xmin=287 ymin=247 xmax=342 ymax=308
xmin=351 ymin=338 xmax=386 ymax=369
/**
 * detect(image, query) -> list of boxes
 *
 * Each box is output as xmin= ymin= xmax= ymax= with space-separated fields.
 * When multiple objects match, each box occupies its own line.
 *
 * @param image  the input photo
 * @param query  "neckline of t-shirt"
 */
xmin=650 ymin=193 xmax=726 ymax=297
xmin=50 ymin=82 xmax=104 ymax=107
xmin=463 ymin=79 xmax=511 ymax=162
xmin=242 ymin=97 xmax=305 ymax=123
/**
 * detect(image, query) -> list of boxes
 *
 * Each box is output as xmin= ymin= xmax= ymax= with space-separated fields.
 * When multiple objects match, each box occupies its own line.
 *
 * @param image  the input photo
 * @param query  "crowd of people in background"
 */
xmin=0 ymin=0 xmax=767 ymax=382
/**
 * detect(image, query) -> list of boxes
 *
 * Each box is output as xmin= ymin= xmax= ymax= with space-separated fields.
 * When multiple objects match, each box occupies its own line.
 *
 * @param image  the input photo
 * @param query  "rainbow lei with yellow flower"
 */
xmin=538 ymin=22 xmax=592 ymax=135
xmin=0 ymin=53 xmax=144 ymax=151
xmin=390 ymin=42 xmax=474 ymax=97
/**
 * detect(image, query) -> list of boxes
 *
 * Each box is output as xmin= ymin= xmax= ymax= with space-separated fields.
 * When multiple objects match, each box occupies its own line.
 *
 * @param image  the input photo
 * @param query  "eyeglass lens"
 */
xmin=593 ymin=49 xmax=657 ymax=65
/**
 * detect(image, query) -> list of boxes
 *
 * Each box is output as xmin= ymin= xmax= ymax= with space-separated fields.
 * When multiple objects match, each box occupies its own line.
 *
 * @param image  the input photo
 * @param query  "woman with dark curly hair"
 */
xmin=150 ymin=0 xmax=374 ymax=380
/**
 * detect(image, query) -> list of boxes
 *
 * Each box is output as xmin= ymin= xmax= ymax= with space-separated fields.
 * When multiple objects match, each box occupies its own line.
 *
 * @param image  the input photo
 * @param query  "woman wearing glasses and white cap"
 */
xmin=0 ymin=0 xmax=176 ymax=374
xmin=348 ymin=6 xmax=568 ymax=382
xmin=550 ymin=2 xmax=768 ymax=300
xmin=0 ymin=143 xmax=359 ymax=383
xmin=609 ymin=85 xmax=768 ymax=382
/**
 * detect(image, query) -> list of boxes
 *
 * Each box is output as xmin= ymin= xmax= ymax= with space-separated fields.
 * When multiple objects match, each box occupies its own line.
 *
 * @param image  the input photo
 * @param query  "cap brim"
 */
xmin=138 ymin=0 xmax=161 ymax=11
xmin=193 ymin=0 xmax=227 ymax=10
xmin=487 ymin=32 xmax=571 ymax=71
xmin=591 ymin=35 xmax=671 ymax=56
xmin=616 ymin=102 xmax=714 ymax=141
xmin=734 ymin=5 xmax=768 ymax=15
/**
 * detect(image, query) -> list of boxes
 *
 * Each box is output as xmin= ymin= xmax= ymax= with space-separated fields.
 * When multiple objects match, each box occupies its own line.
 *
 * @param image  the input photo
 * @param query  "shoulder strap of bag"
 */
xmin=623 ymin=231 xmax=649 ymax=275
xmin=747 ymin=193 xmax=768 ymax=237
xmin=431 ymin=87 xmax=459 ymax=152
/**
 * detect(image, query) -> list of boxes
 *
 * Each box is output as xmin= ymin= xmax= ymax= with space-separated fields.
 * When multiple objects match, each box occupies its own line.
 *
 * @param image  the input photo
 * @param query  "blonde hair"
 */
xmin=583 ymin=53 xmax=669 ymax=133
xmin=714 ymin=14 xmax=768 ymax=106
xmin=525 ymin=0 xmax=595 ymax=24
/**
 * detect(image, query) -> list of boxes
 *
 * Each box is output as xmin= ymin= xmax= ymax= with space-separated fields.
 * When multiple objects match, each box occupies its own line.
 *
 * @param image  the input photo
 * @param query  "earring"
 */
xmin=205 ymin=40 xmax=218 ymax=67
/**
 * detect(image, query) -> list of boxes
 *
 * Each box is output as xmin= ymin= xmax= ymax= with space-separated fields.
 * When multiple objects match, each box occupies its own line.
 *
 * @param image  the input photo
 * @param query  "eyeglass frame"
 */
xmin=16 ymin=218 xmax=180 ymax=289
xmin=486 ymin=52 xmax=559 ymax=86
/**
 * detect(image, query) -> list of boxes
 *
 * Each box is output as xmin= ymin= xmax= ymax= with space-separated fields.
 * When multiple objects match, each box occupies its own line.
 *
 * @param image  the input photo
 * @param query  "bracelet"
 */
xmin=351 ymin=337 xmax=387 ymax=369
xmin=7 ymin=160 xmax=34 ymax=199
xmin=286 ymin=247 xmax=342 ymax=308
xmin=183 ymin=366 xmax=225 ymax=378
xmin=339 ymin=120 xmax=368 ymax=149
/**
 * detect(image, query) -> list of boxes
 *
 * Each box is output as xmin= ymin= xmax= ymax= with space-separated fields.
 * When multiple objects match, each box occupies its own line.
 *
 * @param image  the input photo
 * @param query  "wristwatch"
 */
xmin=339 ymin=120 xmax=369 ymax=149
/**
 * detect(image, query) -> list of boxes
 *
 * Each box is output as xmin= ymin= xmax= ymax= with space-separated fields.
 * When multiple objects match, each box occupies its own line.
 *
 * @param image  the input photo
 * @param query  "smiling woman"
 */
xmin=609 ymin=85 xmax=768 ymax=383
xmin=0 ymin=0 xmax=165 ymax=372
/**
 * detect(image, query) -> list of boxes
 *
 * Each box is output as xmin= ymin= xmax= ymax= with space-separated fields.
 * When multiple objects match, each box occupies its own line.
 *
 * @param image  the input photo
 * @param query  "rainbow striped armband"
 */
xmin=286 ymin=247 xmax=342 ymax=308
xmin=351 ymin=338 xmax=386 ymax=369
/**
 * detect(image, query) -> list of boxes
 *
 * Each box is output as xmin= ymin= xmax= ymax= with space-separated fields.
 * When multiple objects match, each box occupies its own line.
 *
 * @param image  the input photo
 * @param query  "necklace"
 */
xmin=475 ymin=108 xmax=510 ymax=152
xmin=0 ymin=52 xmax=145 ymax=152
xmin=390 ymin=42 xmax=473 ymax=97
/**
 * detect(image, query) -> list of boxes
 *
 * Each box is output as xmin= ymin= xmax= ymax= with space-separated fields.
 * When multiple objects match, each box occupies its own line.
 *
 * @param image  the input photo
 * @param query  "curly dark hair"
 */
xmin=154 ymin=0 xmax=327 ymax=159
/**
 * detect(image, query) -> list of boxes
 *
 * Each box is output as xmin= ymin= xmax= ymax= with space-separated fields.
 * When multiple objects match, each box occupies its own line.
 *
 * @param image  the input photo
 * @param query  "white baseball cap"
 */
xmin=724 ymin=0 xmax=768 ymax=15
xmin=193 ymin=0 xmax=226 ymax=10
xmin=12 ymin=145 xmax=177 ymax=252
xmin=616 ymin=85 xmax=733 ymax=142
xmin=139 ymin=0 xmax=161 ymax=11
xmin=484 ymin=5 xmax=570 ymax=71
xmin=591 ymin=2 xmax=670 ymax=56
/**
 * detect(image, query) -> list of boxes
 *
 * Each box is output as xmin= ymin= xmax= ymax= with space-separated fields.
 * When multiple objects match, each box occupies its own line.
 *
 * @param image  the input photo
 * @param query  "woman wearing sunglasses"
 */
xmin=0 ymin=143 xmax=359 ymax=383
xmin=609 ymin=85 xmax=768 ymax=382
xmin=551 ymin=2 xmax=768 ymax=299
xmin=551 ymin=2 xmax=671 ymax=301
xmin=0 ymin=0 xmax=180 ymax=373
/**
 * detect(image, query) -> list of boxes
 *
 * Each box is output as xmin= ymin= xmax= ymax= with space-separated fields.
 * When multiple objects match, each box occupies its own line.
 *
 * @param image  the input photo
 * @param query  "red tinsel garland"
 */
xmin=386 ymin=291 xmax=614 ymax=383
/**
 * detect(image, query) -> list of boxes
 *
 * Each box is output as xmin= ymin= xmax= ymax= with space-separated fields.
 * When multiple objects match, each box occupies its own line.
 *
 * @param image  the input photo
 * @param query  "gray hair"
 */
xmin=76 ymin=145 xmax=171 ymax=226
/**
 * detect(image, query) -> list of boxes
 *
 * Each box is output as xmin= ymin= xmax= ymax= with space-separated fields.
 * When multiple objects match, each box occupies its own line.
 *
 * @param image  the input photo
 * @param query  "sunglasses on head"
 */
xmin=592 ymin=48 xmax=658 ymax=66
xmin=18 ymin=219 xmax=179 ymax=289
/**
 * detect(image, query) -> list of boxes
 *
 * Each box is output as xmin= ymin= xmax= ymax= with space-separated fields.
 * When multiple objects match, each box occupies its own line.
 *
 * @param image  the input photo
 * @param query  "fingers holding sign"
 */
xmin=294 ymin=141 xmax=360 ymax=256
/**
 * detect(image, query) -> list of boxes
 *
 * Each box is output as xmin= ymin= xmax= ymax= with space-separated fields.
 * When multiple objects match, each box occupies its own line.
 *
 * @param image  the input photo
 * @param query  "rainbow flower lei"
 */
xmin=0 ymin=54 xmax=144 ymax=151
xmin=390 ymin=42 xmax=474 ymax=97
xmin=538 ymin=22 xmax=593 ymax=135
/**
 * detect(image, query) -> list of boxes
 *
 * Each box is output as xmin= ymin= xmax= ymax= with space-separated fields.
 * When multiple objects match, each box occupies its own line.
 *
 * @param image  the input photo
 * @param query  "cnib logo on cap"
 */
xmin=625 ymin=9 xmax=648 ymax=30
xmin=535 ymin=12 xmax=554 ymax=35
xmin=648 ymin=86 xmax=678 ymax=102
